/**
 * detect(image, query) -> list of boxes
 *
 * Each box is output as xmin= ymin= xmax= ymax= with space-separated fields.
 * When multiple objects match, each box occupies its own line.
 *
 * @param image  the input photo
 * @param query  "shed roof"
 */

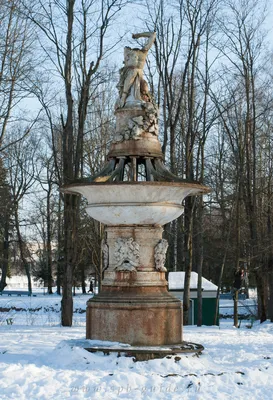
xmin=168 ymin=272 xmax=218 ymax=291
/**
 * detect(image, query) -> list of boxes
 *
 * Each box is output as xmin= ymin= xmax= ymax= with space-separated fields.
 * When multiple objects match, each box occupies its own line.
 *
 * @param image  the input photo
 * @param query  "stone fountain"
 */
xmin=62 ymin=32 xmax=209 ymax=350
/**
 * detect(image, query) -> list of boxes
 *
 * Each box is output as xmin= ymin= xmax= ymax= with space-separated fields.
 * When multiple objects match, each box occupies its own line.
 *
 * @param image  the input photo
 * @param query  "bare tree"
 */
xmin=0 ymin=0 xmax=37 ymax=287
xmin=211 ymin=0 xmax=270 ymax=323
xmin=32 ymin=152 xmax=59 ymax=294
xmin=6 ymin=132 xmax=41 ymax=292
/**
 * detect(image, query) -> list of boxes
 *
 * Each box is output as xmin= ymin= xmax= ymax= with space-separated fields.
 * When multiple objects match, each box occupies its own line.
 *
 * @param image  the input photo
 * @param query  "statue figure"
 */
xmin=116 ymin=32 xmax=156 ymax=108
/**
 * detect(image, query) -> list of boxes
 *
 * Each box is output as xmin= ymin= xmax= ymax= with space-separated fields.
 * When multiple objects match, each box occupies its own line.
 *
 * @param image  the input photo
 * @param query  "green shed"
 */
xmin=168 ymin=272 xmax=219 ymax=326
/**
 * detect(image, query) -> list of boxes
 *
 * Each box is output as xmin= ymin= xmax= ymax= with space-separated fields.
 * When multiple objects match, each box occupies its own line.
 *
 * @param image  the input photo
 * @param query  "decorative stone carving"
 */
xmin=102 ymin=239 xmax=109 ymax=271
xmin=114 ymin=237 xmax=140 ymax=271
xmin=154 ymin=239 xmax=168 ymax=272
xmin=114 ymin=101 xmax=159 ymax=143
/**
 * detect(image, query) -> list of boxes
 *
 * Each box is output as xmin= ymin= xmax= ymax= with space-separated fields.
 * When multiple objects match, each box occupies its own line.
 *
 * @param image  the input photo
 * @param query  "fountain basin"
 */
xmin=62 ymin=181 xmax=209 ymax=225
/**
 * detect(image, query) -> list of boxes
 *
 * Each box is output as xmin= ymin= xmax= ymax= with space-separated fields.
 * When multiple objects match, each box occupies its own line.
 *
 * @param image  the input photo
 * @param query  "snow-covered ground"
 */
xmin=0 ymin=291 xmax=88 ymax=327
xmin=0 ymin=292 xmax=272 ymax=399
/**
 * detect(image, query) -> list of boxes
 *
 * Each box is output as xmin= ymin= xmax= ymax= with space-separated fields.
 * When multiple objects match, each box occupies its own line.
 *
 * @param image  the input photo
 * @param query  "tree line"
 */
xmin=0 ymin=0 xmax=273 ymax=326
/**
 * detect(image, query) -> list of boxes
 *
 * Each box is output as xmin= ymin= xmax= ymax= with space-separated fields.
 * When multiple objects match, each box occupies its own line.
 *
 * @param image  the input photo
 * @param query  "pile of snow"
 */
xmin=168 ymin=272 xmax=218 ymax=291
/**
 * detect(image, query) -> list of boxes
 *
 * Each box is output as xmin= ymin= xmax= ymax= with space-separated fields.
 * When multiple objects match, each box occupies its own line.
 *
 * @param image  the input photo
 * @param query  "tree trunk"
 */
xmin=25 ymin=263 xmax=32 ymax=294
xmin=234 ymin=290 xmax=238 ymax=328
xmin=0 ymin=218 xmax=9 ymax=292
xmin=46 ymin=184 xmax=53 ymax=294
xmin=233 ymin=177 xmax=241 ymax=328
xmin=255 ymin=269 xmax=267 ymax=323
xmin=176 ymin=215 xmax=184 ymax=271
xmin=61 ymin=194 xmax=78 ymax=326
xmin=56 ymin=193 xmax=62 ymax=295
xmin=183 ymin=197 xmax=194 ymax=325
xmin=61 ymin=0 xmax=75 ymax=326
xmin=14 ymin=208 xmax=32 ymax=293
xmin=268 ymin=262 xmax=273 ymax=322
xmin=214 ymin=207 xmax=233 ymax=325
xmin=196 ymin=197 xmax=203 ymax=327
xmin=81 ymin=264 xmax=86 ymax=294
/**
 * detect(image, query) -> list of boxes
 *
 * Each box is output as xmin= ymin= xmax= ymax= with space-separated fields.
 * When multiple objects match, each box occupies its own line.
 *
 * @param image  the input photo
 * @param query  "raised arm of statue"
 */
xmin=132 ymin=32 xmax=156 ymax=51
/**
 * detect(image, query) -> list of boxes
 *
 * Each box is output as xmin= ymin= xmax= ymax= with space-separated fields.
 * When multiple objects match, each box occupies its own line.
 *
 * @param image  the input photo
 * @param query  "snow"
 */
xmin=0 ymin=292 xmax=273 ymax=399
xmin=168 ymin=272 xmax=218 ymax=291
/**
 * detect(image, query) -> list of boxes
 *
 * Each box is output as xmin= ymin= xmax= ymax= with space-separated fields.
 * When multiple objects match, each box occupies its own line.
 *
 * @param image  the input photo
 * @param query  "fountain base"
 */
xmin=86 ymin=224 xmax=183 ymax=346
xmin=66 ymin=339 xmax=204 ymax=361
xmin=86 ymin=283 xmax=182 ymax=346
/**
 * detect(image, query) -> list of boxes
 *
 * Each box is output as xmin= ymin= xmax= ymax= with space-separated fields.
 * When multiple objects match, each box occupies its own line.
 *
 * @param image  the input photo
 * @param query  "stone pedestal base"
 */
xmin=86 ymin=224 xmax=183 ymax=346
xmin=86 ymin=277 xmax=182 ymax=346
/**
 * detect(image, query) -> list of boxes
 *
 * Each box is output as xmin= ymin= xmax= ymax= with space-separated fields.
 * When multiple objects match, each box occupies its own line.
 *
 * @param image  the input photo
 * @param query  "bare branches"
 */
xmin=0 ymin=0 xmax=34 ymax=147
xmin=0 ymin=108 xmax=42 ymax=152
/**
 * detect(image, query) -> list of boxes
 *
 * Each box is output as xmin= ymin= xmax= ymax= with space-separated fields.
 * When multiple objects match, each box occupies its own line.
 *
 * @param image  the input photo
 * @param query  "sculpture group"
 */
xmin=114 ymin=32 xmax=158 ymax=143
xmin=116 ymin=32 xmax=156 ymax=108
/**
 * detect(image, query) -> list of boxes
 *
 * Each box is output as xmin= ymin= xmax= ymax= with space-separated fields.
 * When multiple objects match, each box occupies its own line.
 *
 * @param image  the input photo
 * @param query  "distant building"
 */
xmin=168 ymin=271 xmax=219 ymax=326
xmin=4 ymin=275 xmax=43 ymax=289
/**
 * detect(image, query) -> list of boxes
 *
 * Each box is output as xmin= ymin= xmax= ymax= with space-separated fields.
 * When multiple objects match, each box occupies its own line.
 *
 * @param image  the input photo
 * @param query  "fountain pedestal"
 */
xmin=86 ymin=273 xmax=182 ymax=345
xmin=86 ymin=225 xmax=182 ymax=345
